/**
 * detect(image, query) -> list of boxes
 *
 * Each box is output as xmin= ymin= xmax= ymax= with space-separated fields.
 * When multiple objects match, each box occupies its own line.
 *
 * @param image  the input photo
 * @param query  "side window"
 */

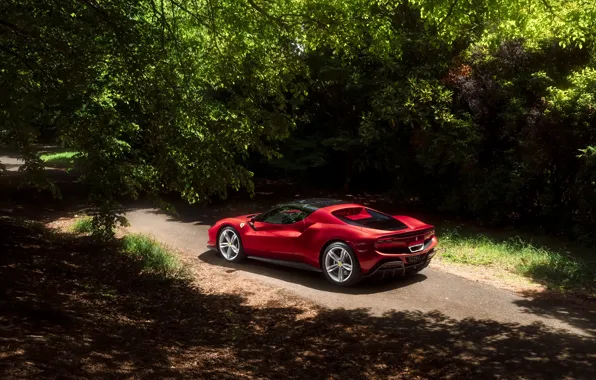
xmin=280 ymin=209 xmax=309 ymax=224
xmin=257 ymin=206 xmax=309 ymax=224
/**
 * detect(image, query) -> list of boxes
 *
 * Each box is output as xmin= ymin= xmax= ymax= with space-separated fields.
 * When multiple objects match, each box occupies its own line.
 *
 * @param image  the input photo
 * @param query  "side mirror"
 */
xmin=248 ymin=216 xmax=257 ymax=230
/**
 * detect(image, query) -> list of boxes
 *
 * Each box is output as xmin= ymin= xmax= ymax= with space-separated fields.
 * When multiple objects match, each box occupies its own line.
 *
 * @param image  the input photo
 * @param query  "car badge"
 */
xmin=240 ymin=223 xmax=245 ymax=228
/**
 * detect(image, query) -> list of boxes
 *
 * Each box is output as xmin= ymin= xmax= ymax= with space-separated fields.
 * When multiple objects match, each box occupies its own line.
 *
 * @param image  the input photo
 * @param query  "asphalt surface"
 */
xmin=1 ymin=154 xmax=24 ymax=171
xmin=125 ymin=205 xmax=596 ymax=338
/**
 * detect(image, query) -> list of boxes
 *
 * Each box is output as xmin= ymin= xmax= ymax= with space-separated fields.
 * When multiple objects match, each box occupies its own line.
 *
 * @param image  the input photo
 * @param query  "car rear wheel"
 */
xmin=218 ymin=227 xmax=245 ymax=263
xmin=322 ymin=242 xmax=362 ymax=286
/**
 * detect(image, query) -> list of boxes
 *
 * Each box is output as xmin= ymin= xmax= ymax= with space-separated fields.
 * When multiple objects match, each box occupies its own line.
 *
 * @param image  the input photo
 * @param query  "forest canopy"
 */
xmin=1 ymin=0 xmax=595 ymax=241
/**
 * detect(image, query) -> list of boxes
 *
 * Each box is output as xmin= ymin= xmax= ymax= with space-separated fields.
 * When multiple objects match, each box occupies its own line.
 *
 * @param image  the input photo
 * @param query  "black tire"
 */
xmin=217 ymin=226 xmax=246 ymax=263
xmin=321 ymin=242 xmax=362 ymax=286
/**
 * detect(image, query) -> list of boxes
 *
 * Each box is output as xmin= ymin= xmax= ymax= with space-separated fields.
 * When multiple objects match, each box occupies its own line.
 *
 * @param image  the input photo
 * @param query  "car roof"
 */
xmin=278 ymin=198 xmax=352 ymax=212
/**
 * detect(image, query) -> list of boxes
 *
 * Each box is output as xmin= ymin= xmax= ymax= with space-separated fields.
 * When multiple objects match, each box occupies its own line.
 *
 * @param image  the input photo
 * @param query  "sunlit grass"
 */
xmin=40 ymin=151 xmax=78 ymax=168
xmin=439 ymin=229 xmax=595 ymax=293
xmin=122 ymin=234 xmax=189 ymax=280
xmin=71 ymin=216 xmax=93 ymax=234
xmin=72 ymin=218 xmax=187 ymax=280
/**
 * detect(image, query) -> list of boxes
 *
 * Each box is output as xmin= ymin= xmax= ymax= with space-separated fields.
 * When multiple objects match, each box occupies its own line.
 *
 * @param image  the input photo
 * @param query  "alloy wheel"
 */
xmin=325 ymin=247 xmax=353 ymax=283
xmin=219 ymin=229 xmax=240 ymax=261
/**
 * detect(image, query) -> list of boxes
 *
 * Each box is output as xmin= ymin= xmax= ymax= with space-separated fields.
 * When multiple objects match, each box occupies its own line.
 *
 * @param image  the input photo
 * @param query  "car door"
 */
xmin=242 ymin=207 xmax=307 ymax=261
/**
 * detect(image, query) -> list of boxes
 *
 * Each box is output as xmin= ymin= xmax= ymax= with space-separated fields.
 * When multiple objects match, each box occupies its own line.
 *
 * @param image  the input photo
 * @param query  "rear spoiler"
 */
xmin=382 ymin=227 xmax=434 ymax=239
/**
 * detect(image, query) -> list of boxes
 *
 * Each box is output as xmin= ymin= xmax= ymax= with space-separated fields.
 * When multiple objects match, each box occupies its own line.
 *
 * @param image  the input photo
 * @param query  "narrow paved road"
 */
xmin=1 ymin=155 xmax=23 ymax=171
xmin=125 ymin=205 xmax=596 ymax=338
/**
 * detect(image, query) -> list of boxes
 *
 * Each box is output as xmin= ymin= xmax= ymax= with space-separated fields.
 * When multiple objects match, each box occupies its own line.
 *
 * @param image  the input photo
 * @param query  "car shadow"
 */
xmin=197 ymin=249 xmax=428 ymax=295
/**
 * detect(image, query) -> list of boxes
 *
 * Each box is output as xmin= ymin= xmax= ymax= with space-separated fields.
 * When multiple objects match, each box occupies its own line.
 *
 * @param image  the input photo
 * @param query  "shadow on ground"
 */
xmin=514 ymin=290 xmax=596 ymax=337
xmin=134 ymin=197 xmax=279 ymax=226
xmin=197 ymin=249 xmax=429 ymax=295
xmin=2 ymin=153 xmax=596 ymax=377
xmin=198 ymin=249 xmax=596 ymax=336
xmin=0 ymin=168 xmax=87 ymax=222
xmin=1 ymin=216 xmax=595 ymax=379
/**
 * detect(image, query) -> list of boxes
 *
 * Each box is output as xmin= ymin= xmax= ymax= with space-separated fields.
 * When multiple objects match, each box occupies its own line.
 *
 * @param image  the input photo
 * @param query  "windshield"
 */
xmin=254 ymin=206 xmax=311 ymax=224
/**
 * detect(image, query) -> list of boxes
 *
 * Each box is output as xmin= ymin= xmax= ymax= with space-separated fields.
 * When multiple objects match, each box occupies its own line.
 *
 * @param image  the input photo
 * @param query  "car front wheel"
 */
xmin=322 ymin=242 xmax=362 ymax=286
xmin=218 ymin=227 xmax=245 ymax=263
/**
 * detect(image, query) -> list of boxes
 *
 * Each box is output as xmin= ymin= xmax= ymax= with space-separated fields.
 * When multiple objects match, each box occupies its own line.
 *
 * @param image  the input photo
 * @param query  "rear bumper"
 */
xmin=356 ymin=236 xmax=438 ymax=276
xmin=365 ymin=248 xmax=436 ymax=278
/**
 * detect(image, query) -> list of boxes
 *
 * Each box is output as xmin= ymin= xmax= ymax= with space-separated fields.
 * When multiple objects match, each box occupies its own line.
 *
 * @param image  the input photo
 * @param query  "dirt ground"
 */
xmin=1 ymin=214 xmax=595 ymax=380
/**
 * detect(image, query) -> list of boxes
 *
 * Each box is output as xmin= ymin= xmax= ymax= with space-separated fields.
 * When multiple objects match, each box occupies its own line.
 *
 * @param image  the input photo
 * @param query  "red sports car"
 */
xmin=207 ymin=199 xmax=437 ymax=286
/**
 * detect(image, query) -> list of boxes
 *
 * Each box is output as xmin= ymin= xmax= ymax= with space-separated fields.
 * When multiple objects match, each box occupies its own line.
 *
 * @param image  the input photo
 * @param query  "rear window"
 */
xmin=332 ymin=207 xmax=408 ymax=231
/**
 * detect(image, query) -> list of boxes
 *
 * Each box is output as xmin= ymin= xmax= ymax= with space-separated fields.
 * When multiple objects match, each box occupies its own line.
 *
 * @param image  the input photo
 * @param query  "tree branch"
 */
xmin=0 ymin=45 xmax=59 ymax=88
xmin=246 ymin=0 xmax=286 ymax=28
xmin=0 ymin=18 xmax=29 ymax=37
xmin=540 ymin=0 xmax=561 ymax=20
xmin=437 ymin=0 xmax=460 ymax=29
xmin=168 ymin=0 xmax=212 ymax=28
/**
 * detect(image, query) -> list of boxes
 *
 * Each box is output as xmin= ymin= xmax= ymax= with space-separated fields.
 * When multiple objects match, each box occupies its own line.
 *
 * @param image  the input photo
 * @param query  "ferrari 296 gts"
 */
xmin=207 ymin=199 xmax=437 ymax=286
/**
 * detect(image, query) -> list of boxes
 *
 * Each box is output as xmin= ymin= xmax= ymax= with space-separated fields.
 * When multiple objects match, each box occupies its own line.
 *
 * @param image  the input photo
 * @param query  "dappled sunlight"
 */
xmin=39 ymin=151 xmax=78 ymax=169
xmin=514 ymin=289 xmax=596 ymax=337
xmin=2 ymin=152 xmax=595 ymax=378
xmin=1 ymin=217 xmax=595 ymax=379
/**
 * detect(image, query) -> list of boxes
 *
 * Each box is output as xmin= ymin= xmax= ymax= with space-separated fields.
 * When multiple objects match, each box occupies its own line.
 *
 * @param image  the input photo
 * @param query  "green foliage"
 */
xmin=122 ymin=234 xmax=188 ymax=279
xmin=1 ymin=0 xmax=301 ymax=235
xmin=256 ymin=1 xmax=596 ymax=241
xmin=71 ymin=217 xmax=93 ymax=234
xmin=2 ymin=0 xmax=596 ymax=241
xmin=40 ymin=151 xmax=78 ymax=168
xmin=440 ymin=229 xmax=595 ymax=293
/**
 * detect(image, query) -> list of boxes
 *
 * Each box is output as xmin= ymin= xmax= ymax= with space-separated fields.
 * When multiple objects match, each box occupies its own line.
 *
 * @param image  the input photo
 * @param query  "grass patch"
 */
xmin=440 ymin=229 xmax=595 ymax=293
xmin=71 ymin=216 xmax=93 ymax=234
xmin=122 ymin=233 xmax=188 ymax=279
xmin=40 ymin=151 xmax=78 ymax=168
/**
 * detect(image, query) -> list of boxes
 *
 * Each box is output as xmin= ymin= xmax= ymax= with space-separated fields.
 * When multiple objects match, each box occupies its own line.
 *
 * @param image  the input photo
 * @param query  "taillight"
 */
xmin=424 ymin=229 xmax=435 ymax=239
